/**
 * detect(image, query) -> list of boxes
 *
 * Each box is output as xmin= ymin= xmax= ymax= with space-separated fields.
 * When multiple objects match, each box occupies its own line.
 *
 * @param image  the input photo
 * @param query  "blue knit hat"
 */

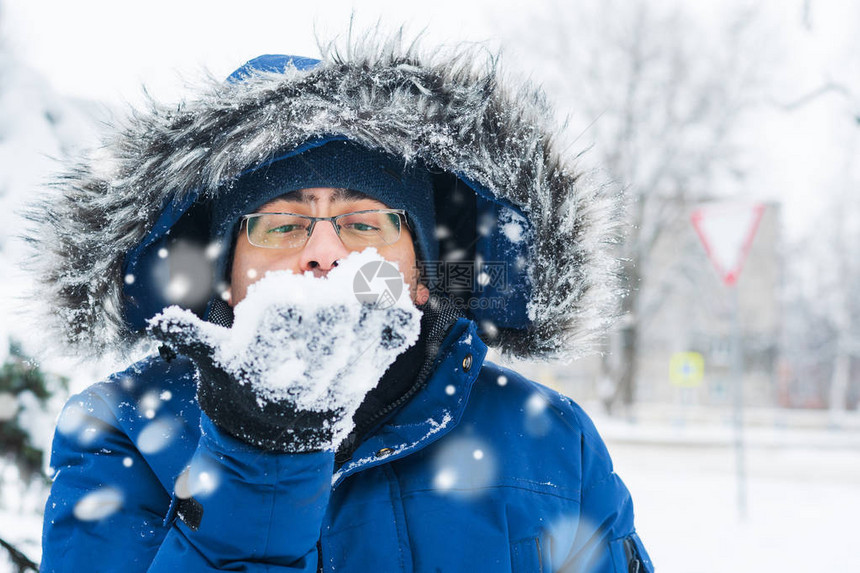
xmin=211 ymin=140 xmax=438 ymax=268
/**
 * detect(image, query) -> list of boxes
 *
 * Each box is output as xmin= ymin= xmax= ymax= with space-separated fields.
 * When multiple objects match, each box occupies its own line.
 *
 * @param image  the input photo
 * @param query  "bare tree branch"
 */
xmin=0 ymin=537 xmax=38 ymax=573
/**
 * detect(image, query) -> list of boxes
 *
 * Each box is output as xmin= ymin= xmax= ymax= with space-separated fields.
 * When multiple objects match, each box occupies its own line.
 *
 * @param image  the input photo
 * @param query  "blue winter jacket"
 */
xmin=30 ymin=41 xmax=652 ymax=572
xmin=42 ymin=317 xmax=651 ymax=572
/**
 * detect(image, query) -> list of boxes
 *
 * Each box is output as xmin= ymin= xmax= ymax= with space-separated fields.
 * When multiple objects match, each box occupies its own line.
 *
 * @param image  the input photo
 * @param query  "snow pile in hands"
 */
xmin=151 ymin=249 xmax=422 ymax=447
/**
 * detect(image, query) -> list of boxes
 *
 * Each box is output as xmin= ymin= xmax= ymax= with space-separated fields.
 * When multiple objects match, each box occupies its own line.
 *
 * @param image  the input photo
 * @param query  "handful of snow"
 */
xmin=148 ymin=250 xmax=422 ymax=449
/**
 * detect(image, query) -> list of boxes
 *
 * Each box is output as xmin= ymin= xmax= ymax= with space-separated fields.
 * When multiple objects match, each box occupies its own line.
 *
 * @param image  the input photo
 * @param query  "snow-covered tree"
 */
xmin=0 ymin=341 xmax=68 ymax=479
xmin=780 ymin=124 xmax=860 ymax=414
xmin=773 ymin=1 xmax=860 ymax=417
xmin=507 ymin=0 xmax=767 ymax=413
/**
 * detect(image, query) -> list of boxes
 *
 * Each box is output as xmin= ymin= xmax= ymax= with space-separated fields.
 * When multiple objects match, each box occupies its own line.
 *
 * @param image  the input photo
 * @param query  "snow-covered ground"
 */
xmin=597 ymin=416 xmax=860 ymax=572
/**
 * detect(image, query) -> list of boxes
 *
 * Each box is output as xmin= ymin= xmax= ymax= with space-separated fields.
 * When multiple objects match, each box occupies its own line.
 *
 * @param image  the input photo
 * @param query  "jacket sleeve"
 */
xmin=557 ymin=406 xmax=654 ymax=573
xmin=147 ymin=414 xmax=333 ymax=571
xmin=42 ymin=389 xmax=333 ymax=572
xmin=41 ymin=390 xmax=173 ymax=572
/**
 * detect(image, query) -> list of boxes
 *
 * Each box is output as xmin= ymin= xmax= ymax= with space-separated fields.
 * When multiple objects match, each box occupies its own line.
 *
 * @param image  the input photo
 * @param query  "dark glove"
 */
xmin=147 ymin=298 xmax=420 ymax=453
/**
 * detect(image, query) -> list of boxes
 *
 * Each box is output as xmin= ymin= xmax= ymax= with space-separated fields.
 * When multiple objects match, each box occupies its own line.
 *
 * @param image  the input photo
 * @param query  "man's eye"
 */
xmin=344 ymin=222 xmax=380 ymax=232
xmin=267 ymin=224 xmax=305 ymax=234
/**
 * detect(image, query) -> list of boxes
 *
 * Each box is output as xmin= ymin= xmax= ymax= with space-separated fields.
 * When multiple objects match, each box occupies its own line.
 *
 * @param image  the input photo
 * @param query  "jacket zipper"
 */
xmin=334 ymin=307 xmax=462 ymax=467
xmin=335 ymin=378 xmax=425 ymax=466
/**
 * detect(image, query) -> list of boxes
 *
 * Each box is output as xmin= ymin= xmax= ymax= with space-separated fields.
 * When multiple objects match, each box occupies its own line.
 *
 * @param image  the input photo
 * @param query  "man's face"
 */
xmin=228 ymin=187 xmax=429 ymax=306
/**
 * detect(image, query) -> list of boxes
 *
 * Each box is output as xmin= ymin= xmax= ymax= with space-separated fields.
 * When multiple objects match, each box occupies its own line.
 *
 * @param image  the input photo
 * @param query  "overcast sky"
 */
xmin=2 ymin=0 xmax=521 ymax=106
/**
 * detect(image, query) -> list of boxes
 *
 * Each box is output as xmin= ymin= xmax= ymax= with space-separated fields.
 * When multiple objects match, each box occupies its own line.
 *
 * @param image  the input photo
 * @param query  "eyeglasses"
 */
xmin=240 ymin=209 xmax=408 ymax=250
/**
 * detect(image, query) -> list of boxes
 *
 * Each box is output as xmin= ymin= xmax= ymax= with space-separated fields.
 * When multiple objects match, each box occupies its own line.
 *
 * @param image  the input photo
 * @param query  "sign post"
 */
xmin=691 ymin=202 xmax=765 ymax=520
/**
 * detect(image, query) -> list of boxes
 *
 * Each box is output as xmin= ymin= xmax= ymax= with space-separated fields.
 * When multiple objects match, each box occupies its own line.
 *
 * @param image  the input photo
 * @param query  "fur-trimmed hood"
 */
xmin=25 ymin=34 xmax=620 ymax=360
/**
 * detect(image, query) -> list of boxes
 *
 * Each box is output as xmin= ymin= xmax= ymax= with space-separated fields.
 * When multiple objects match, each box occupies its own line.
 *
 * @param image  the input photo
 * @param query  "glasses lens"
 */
xmin=246 ymin=214 xmax=311 ymax=249
xmin=337 ymin=211 xmax=402 ymax=248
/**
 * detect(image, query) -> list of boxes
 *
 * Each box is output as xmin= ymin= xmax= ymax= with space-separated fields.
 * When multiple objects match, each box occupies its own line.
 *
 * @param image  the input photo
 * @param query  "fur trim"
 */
xmin=25 ymin=31 xmax=620 ymax=360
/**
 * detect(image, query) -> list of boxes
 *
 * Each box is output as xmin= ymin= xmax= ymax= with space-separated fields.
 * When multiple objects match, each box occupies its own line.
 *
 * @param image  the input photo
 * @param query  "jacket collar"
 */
xmin=332 ymin=318 xmax=487 ymax=488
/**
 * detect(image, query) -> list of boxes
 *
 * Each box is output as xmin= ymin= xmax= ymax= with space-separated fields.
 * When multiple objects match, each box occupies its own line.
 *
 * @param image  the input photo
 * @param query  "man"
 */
xmin=32 ymin=36 xmax=653 ymax=572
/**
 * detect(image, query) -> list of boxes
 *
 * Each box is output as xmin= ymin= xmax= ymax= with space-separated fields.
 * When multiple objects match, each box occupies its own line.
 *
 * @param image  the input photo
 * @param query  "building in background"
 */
xmin=511 ymin=202 xmax=784 ymax=417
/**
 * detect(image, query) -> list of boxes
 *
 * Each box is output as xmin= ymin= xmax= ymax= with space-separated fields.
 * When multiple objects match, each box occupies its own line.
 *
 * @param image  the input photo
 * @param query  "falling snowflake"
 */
xmin=524 ymin=392 xmax=552 ymax=437
xmin=136 ymin=417 xmax=180 ymax=454
xmin=138 ymin=391 xmax=162 ymax=419
xmin=430 ymin=435 xmax=496 ymax=497
xmin=73 ymin=487 xmax=123 ymax=521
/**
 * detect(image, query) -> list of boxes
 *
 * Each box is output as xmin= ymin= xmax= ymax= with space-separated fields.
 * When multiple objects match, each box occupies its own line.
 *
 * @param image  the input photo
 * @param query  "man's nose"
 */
xmin=299 ymin=220 xmax=349 ymax=277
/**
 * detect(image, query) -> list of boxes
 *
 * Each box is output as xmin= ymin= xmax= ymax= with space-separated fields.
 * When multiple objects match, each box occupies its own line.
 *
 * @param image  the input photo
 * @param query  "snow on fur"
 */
xmin=25 ymin=30 xmax=620 ymax=360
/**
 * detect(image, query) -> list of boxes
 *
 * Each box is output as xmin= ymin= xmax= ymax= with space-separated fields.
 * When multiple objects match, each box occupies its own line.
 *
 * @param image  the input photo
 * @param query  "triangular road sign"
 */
xmin=691 ymin=202 xmax=765 ymax=286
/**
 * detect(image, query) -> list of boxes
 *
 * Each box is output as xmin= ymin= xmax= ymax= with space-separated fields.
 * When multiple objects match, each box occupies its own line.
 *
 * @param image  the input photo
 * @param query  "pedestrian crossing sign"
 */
xmin=670 ymin=352 xmax=705 ymax=387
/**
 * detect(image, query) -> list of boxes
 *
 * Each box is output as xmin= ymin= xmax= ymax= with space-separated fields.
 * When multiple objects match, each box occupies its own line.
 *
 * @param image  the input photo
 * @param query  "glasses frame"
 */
xmin=239 ymin=209 xmax=409 ymax=250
